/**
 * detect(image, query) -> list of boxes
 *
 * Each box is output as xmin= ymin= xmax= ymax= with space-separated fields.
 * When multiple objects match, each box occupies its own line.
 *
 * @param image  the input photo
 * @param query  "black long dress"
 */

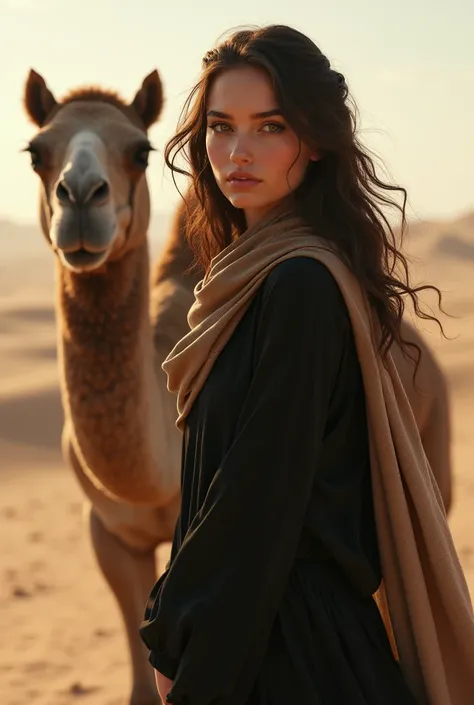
xmin=140 ymin=258 xmax=417 ymax=705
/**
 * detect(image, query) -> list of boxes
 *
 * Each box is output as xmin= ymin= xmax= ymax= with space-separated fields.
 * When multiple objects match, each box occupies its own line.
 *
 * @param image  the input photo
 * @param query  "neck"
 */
xmin=243 ymin=195 xmax=296 ymax=230
xmin=55 ymin=240 xmax=179 ymax=504
xmin=57 ymin=241 xmax=151 ymax=362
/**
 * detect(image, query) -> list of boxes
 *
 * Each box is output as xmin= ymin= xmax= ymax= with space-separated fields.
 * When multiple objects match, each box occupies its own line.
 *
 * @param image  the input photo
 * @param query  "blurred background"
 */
xmin=0 ymin=1 xmax=473 ymax=703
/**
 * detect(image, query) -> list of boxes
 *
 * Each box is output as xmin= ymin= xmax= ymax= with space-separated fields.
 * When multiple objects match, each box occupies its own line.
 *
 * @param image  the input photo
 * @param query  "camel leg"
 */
xmin=88 ymin=505 xmax=161 ymax=705
xmin=63 ymin=429 xmax=179 ymax=704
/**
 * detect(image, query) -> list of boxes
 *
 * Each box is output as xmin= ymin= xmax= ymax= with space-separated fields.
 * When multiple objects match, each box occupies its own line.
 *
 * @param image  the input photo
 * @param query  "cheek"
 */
xmin=206 ymin=134 xmax=226 ymax=171
xmin=291 ymin=151 xmax=312 ymax=179
xmin=37 ymin=166 xmax=60 ymax=195
xmin=110 ymin=167 xmax=134 ymax=206
xmin=268 ymin=137 xmax=310 ymax=180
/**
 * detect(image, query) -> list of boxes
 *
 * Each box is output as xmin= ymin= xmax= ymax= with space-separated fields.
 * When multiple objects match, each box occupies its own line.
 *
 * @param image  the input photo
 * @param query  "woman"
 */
xmin=140 ymin=25 xmax=474 ymax=705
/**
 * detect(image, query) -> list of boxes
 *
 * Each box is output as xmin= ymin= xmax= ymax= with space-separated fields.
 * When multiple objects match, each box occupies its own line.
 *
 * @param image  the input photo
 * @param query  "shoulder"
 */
xmin=261 ymin=256 xmax=346 ymax=312
xmin=253 ymin=256 xmax=351 ymax=357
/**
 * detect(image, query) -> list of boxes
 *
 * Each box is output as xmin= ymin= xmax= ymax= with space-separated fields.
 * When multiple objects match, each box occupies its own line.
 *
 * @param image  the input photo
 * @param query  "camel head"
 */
xmin=22 ymin=69 xmax=163 ymax=273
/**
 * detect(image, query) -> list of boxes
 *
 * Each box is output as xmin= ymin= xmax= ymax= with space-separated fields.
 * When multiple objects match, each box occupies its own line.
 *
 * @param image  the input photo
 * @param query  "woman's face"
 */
xmin=205 ymin=65 xmax=317 ymax=227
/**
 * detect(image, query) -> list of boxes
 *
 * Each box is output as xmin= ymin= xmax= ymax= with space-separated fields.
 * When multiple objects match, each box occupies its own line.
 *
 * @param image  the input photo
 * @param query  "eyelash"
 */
xmin=208 ymin=121 xmax=285 ymax=134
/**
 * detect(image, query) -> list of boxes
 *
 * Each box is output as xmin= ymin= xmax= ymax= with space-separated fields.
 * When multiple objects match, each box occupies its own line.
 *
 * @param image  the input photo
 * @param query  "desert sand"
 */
xmin=0 ymin=211 xmax=473 ymax=704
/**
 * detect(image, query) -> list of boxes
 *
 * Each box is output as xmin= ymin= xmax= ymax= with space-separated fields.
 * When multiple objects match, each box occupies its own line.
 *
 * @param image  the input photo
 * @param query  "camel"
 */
xmin=22 ymin=68 xmax=452 ymax=705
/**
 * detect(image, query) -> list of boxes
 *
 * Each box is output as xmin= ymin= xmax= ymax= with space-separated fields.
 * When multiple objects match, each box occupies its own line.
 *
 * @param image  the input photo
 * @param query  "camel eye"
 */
xmin=132 ymin=142 xmax=154 ymax=169
xmin=25 ymin=146 xmax=42 ymax=171
xmin=135 ymin=150 xmax=149 ymax=167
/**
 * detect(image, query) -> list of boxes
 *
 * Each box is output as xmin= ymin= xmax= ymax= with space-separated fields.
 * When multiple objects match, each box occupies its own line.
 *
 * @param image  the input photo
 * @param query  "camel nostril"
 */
xmin=55 ymin=177 xmax=110 ymax=206
xmin=89 ymin=180 xmax=110 ymax=204
xmin=56 ymin=181 xmax=71 ymax=203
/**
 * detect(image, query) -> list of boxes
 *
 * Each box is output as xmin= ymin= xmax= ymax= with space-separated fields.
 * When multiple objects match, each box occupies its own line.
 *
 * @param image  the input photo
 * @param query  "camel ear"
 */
xmin=24 ymin=69 xmax=58 ymax=127
xmin=130 ymin=70 xmax=163 ymax=129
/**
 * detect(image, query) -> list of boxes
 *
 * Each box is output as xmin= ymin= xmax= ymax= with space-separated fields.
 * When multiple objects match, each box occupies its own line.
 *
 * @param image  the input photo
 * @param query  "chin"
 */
xmin=58 ymin=248 xmax=110 ymax=273
xmin=226 ymin=193 xmax=268 ymax=210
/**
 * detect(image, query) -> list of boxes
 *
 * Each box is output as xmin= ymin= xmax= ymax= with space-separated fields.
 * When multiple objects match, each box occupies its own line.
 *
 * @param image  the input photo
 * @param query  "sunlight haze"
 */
xmin=1 ymin=0 xmax=472 ymax=224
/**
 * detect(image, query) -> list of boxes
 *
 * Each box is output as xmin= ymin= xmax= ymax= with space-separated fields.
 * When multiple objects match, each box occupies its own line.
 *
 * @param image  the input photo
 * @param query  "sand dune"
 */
xmin=0 ymin=211 xmax=473 ymax=704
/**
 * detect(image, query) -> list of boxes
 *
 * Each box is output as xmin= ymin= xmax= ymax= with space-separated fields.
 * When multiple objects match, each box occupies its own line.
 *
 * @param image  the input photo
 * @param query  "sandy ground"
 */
xmin=0 ymin=214 xmax=473 ymax=704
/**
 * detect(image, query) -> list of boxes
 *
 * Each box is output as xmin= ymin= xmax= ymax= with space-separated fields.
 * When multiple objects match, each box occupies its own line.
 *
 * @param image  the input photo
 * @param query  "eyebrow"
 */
xmin=206 ymin=109 xmax=283 ymax=120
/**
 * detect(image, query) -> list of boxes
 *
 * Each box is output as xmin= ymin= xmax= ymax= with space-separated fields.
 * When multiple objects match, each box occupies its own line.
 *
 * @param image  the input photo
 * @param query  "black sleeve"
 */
xmin=140 ymin=258 xmax=349 ymax=705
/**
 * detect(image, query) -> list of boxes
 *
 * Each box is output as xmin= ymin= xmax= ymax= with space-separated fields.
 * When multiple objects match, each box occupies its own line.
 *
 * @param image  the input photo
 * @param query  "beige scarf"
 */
xmin=162 ymin=204 xmax=474 ymax=704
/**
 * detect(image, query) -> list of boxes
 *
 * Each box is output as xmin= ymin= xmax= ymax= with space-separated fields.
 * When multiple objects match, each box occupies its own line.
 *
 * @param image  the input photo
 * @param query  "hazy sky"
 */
xmin=1 ymin=0 xmax=472 ymax=224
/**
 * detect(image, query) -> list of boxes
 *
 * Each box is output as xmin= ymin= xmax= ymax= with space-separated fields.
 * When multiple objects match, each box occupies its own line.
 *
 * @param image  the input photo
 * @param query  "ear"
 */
xmin=24 ymin=69 xmax=58 ymax=127
xmin=130 ymin=70 xmax=163 ymax=129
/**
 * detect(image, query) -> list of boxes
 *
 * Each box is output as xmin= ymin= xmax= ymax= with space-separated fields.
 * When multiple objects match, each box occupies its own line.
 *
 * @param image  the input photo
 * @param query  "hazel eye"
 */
xmin=209 ymin=122 xmax=232 ymax=133
xmin=261 ymin=122 xmax=285 ymax=134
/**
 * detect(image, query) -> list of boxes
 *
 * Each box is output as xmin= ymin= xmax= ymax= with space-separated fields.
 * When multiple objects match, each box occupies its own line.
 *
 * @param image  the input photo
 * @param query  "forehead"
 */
xmin=33 ymin=101 xmax=146 ymax=150
xmin=207 ymin=66 xmax=277 ymax=113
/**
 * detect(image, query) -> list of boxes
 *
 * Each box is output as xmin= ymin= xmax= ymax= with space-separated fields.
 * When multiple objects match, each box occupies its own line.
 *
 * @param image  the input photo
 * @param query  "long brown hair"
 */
xmin=165 ymin=24 xmax=444 ymax=362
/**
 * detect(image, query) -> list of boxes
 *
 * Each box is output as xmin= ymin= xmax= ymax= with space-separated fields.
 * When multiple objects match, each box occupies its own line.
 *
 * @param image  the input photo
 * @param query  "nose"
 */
xmin=56 ymin=173 xmax=110 ymax=207
xmin=229 ymin=135 xmax=252 ymax=165
xmin=56 ymin=143 xmax=111 ymax=206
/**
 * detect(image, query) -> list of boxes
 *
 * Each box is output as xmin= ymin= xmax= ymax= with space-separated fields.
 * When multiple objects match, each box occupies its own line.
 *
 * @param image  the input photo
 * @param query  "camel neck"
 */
xmin=54 ymin=240 xmax=171 ymax=502
xmin=56 ymin=241 xmax=150 ymax=337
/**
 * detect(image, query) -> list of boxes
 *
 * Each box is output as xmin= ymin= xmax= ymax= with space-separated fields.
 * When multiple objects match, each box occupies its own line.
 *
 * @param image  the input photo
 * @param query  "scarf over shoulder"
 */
xmin=162 ymin=204 xmax=474 ymax=704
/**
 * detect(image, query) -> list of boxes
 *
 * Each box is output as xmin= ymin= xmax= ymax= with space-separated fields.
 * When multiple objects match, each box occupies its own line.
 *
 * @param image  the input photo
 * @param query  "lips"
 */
xmin=226 ymin=171 xmax=262 ymax=186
